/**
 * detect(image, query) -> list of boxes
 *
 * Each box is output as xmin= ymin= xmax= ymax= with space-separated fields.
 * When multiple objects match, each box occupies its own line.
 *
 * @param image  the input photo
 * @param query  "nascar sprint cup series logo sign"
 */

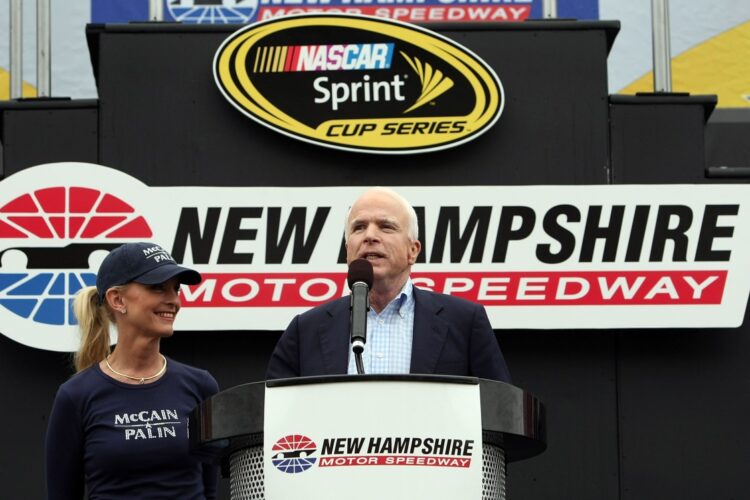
xmin=214 ymin=14 xmax=503 ymax=153
xmin=2 ymin=163 xmax=750 ymax=352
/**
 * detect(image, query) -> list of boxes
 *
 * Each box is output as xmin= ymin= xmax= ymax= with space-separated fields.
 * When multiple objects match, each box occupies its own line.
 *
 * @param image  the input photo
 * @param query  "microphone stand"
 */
xmin=350 ymin=281 xmax=369 ymax=374
xmin=354 ymin=347 xmax=365 ymax=375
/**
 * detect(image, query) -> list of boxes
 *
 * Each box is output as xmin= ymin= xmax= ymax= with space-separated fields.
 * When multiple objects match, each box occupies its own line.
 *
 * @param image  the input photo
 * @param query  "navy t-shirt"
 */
xmin=45 ymin=358 xmax=219 ymax=499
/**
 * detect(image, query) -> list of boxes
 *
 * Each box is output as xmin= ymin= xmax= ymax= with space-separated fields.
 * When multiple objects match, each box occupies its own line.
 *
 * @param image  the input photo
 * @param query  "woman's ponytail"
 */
xmin=73 ymin=286 xmax=112 ymax=372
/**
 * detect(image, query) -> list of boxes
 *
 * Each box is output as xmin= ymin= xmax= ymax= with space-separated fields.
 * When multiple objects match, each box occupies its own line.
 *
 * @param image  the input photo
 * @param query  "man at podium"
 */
xmin=266 ymin=187 xmax=511 ymax=383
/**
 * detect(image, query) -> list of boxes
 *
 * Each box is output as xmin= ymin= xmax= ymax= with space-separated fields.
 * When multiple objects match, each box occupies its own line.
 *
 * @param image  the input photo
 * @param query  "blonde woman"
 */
xmin=45 ymin=242 xmax=218 ymax=499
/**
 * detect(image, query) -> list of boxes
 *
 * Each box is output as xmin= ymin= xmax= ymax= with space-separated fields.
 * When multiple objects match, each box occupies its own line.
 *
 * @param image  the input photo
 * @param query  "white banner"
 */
xmin=1 ymin=163 xmax=750 ymax=351
xmin=263 ymin=380 xmax=483 ymax=500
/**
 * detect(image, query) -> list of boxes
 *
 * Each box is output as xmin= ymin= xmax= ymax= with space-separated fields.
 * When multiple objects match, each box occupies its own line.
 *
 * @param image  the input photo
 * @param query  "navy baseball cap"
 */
xmin=96 ymin=242 xmax=201 ymax=304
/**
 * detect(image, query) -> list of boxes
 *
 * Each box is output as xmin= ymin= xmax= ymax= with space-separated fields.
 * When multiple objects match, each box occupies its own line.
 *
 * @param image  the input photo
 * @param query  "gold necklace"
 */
xmin=105 ymin=354 xmax=167 ymax=384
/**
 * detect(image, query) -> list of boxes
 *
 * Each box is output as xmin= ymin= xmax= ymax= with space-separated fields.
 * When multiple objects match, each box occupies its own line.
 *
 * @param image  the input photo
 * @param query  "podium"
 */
xmin=190 ymin=375 xmax=545 ymax=499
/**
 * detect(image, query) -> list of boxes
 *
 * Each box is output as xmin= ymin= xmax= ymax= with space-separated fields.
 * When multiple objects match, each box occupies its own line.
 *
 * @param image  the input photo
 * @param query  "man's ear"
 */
xmin=408 ymin=240 xmax=422 ymax=265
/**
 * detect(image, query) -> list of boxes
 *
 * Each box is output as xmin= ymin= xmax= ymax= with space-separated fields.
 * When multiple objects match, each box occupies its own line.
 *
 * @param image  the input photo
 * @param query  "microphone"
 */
xmin=347 ymin=258 xmax=373 ymax=374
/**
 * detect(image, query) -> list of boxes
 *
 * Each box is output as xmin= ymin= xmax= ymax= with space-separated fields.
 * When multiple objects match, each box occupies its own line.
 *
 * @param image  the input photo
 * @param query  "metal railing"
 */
xmin=8 ymin=0 xmax=51 ymax=99
xmin=9 ymin=0 xmax=23 ymax=98
xmin=542 ymin=0 xmax=557 ymax=19
xmin=37 ymin=0 xmax=51 ymax=97
xmin=651 ymin=0 xmax=672 ymax=92
xmin=149 ymin=0 xmax=164 ymax=22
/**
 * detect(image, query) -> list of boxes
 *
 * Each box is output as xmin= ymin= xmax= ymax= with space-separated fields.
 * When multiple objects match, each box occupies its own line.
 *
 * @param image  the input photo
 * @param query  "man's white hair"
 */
xmin=344 ymin=187 xmax=419 ymax=242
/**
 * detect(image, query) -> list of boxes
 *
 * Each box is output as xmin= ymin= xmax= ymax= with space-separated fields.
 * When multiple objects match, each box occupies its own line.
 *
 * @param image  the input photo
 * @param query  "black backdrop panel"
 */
xmin=617 ymin=322 xmax=750 ymax=500
xmin=0 ymin=335 xmax=72 ymax=496
xmin=706 ymin=108 xmax=750 ymax=175
xmin=90 ymin=22 xmax=616 ymax=186
xmin=609 ymin=95 xmax=716 ymax=184
xmin=500 ymin=331 xmax=620 ymax=500
xmin=0 ymin=99 xmax=98 ymax=177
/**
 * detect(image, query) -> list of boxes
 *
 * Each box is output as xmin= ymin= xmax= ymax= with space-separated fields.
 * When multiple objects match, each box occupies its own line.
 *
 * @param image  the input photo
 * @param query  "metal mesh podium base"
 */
xmin=228 ymin=443 xmax=506 ymax=500
xmin=229 ymin=446 xmax=264 ymax=499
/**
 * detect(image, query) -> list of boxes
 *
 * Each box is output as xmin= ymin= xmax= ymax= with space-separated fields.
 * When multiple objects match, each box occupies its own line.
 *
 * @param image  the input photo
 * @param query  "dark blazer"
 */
xmin=266 ymin=287 xmax=511 ymax=382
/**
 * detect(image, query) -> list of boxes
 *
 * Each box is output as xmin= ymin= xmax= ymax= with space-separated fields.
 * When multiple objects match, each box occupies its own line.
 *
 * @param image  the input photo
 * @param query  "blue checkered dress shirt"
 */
xmin=347 ymin=279 xmax=415 ymax=374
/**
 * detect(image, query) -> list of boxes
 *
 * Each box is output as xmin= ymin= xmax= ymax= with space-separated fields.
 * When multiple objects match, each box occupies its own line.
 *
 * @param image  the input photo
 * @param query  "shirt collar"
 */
xmin=371 ymin=279 xmax=415 ymax=318
xmin=395 ymin=279 xmax=414 ymax=318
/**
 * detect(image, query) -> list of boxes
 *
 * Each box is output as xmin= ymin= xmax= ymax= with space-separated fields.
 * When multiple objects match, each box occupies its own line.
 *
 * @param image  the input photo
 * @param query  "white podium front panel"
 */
xmin=263 ymin=380 xmax=482 ymax=500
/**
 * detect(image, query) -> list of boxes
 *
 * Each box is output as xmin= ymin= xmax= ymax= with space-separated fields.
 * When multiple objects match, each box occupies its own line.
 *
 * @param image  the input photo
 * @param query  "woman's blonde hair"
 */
xmin=72 ymin=286 xmax=114 ymax=372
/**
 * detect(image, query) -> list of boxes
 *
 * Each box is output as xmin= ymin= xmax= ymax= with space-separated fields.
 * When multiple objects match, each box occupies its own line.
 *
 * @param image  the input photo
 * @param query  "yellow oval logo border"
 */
xmin=214 ymin=14 xmax=504 ymax=154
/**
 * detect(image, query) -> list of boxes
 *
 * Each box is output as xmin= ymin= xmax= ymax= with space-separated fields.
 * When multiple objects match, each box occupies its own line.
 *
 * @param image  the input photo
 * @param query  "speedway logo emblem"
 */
xmin=213 ymin=14 xmax=503 ymax=154
xmin=0 ymin=187 xmax=150 ymax=325
xmin=271 ymin=435 xmax=318 ymax=473
xmin=3 ymin=163 xmax=750 ymax=352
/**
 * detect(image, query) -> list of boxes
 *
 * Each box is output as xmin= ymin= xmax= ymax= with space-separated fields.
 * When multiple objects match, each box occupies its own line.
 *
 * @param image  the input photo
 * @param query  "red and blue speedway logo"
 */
xmin=0 ymin=188 xmax=151 ymax=324
xmin=0 ymin=163 xmax=153 ymax=351
xmin=271 ymin=434 xmax=318 ymax=473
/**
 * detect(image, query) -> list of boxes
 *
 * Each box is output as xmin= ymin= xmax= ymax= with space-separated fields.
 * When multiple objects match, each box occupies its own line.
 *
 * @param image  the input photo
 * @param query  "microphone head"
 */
xmin=347 ymin=258 xmax=374 ymax=289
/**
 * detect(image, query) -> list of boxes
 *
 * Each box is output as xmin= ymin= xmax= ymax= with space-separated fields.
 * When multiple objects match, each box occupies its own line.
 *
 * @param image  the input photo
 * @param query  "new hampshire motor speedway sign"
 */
xmin=2 ymin=163 xmax=750 ymax=351
xmin=92 ymin=0 xmax=552 ymax=25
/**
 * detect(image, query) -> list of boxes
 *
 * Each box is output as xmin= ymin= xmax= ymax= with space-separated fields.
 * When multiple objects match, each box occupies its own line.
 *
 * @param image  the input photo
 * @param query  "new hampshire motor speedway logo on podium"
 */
xmin=269 ymin=433 xmax=475 ymax=474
